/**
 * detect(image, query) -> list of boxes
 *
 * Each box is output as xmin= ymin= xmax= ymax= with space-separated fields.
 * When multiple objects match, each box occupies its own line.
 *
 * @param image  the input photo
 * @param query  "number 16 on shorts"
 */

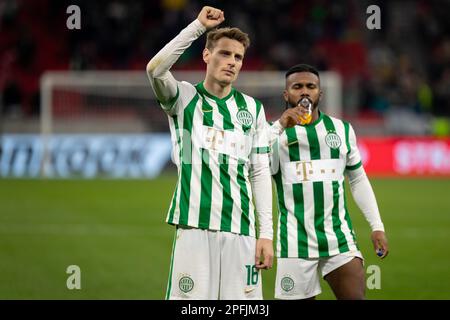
xmin=245 ymin=265 xmax=259 ymax=285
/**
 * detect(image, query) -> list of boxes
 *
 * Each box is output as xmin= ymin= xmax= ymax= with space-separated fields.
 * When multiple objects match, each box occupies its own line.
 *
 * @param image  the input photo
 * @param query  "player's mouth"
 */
xmin=223 ymin=70 xmax=235 ymax=76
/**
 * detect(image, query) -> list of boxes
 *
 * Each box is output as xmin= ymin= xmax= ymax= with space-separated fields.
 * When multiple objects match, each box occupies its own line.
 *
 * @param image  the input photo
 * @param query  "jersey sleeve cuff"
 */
xmin=272 ymin=120 xmax=285 ymax=135
xmin=191 ymin=19 xmax=207 ymax=37
xmin=258 ymin=232 xmax=273 ymax=241
xmin=371 ymin=223 xmax=385 ymax=232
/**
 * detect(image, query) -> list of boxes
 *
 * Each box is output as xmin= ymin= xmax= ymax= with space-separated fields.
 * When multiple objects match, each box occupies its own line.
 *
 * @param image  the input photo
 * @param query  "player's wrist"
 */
xmin=371 ymin=224 xmax=385 ymax=232
xmin=258 ymin=233 xmax=273 ymax=241
xmin=190 ymin=19 xmax=207 ymax=36
xmin=273 ymin=120 xmax=286 ymax=133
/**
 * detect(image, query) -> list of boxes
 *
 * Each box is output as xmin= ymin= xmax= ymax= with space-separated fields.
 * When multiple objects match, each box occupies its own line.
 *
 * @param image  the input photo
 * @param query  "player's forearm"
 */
xmin=146 ymin=19 xmax=206 ymax=102
xmin=250 ymin=155 xmax=273 ymax=240
xmin=147 ymin=19 xmax=206 ymax=77
xmin=347 ymin=167 xmax=385 ymax=232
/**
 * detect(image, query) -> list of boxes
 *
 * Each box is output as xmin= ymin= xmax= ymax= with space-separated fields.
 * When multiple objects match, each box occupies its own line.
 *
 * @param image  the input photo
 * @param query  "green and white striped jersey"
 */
xmin=162 ymin=81 xmax=270 ymax=237
xmin=270 ymin=112 xmax=363 ymax=258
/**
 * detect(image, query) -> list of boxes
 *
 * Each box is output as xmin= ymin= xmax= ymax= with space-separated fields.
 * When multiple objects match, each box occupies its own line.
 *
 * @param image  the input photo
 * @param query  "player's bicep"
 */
xmin=152 ymin=77 xmax=196 ymax=116
xmin=269 ymin=138 xmax=280 ymax=175
xmin=345 ymin=123 xmax=362 ymax=169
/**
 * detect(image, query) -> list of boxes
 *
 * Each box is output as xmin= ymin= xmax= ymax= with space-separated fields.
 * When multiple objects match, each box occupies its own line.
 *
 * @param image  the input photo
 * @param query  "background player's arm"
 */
xmin=345 ymin=124 xmax=389 ymax=258
xmin=146 ymin=7 xmax=223 ymax=111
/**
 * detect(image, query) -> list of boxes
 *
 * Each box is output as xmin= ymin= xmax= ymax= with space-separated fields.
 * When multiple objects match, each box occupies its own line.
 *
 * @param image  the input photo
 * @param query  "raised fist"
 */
xmin=197 ymin=6 xmax=225 ymax=29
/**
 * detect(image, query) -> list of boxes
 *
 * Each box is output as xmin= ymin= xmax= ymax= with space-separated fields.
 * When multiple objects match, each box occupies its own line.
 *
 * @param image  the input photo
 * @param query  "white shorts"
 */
xmin=166 ymin=227 xmax=263 ymax=300
xmin=275 ymin=251 xmax=364 ymax=300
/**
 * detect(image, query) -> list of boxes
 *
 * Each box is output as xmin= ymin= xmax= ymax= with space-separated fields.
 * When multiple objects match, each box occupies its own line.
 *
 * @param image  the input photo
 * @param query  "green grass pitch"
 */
xmin=1 ymin=175 xmax=449 ymax=299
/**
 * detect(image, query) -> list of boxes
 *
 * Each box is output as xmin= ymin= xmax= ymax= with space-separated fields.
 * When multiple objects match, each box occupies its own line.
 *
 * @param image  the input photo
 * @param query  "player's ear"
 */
xmin=319 ymin=90 xmax=323 ymax=102
xmin=283 ymin=90 xmax=288 ymax=103
xmin=282 ymin=90 xmax=290 ymax=109
xmin=203 ymin=48 xmax=210 ymax=64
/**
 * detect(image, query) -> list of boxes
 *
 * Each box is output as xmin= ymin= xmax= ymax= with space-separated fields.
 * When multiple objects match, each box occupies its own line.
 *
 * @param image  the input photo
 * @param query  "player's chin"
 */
xmin=220 ymin=74 xmax=236 ymax=84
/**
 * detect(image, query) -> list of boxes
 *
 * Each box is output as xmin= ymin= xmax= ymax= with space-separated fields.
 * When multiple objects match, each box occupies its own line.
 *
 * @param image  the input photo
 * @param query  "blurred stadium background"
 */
xmin=0 ymin=0 xmax=449 ymax=299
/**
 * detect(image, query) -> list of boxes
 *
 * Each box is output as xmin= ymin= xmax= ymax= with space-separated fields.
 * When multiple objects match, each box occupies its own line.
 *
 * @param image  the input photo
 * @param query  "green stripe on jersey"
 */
xmin=217 ymin=100 xmax=234 ymax=130
xmin=198 ymin=149 xmax=212 ymax=229
xmin=273 ymin=170 xmax=288 ymax=257
xmin=286 ymin=127 xmax=300 ymax=161
xmin=196 ymin=82 xmax=234 ymax=130
xmin=313 ymin=181 xmax=329 ymax=256
xmin=332 ymin=181 xmax=349 ymax=253
xmin=346 ymin=161 xmax=362 ymax=170
xmin=305 ymin=125 xmax=321 ymax=160
xmin=201 ymin=98 xmax=214 ymax=127
xmin=237 ymin=160 xmax=250 ymax=236
xmin=293 ymin=183 xmax=308 ymax=257
xmin=178 ymin=94 xmax=199 ymax=225
xmin=344 ymin=121 xmax=351 ymax=155
xmin=219 ymin=154 xmax=233 ymax=232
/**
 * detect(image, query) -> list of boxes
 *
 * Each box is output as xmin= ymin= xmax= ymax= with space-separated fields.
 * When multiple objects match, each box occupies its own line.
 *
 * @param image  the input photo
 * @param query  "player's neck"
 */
xmin=311 ymin=108 xmax=320 ymax=122
xmin=203 ymin=78 xmax=232 ymax=99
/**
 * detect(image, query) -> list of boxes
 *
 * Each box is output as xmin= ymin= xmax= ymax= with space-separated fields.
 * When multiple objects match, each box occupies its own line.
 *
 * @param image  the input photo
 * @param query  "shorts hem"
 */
xmin=322 ymin=252 xmax=364 ymax=278
xmin=275 ymin=289 xmax=321 ymax=300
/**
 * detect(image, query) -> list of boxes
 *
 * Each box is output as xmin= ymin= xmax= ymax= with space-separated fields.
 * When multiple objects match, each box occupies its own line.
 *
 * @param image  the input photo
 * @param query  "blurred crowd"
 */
xmin=0 ymin=0 xmax=448 ymax=134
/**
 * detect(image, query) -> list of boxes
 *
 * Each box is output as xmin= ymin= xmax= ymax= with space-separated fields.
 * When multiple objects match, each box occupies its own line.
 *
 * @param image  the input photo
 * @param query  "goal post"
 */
xmin=40 ymin=70 xmax=342 ymax=135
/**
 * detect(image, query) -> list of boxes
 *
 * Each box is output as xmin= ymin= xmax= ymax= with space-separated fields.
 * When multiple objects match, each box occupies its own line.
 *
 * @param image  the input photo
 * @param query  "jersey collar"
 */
xmin=302 ymin=110 xmax=324 ymax=127
xmin=196 ymin=81 xmax=235 ymax=103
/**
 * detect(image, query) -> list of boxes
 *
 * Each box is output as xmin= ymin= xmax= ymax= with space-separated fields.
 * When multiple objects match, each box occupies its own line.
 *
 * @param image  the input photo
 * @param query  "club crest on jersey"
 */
xmin=236 ymin=109 xmax=253 ymax=127
xmin=281 ymin=276 xmax=294 ymax=292
xmin=325 ymin=132 xmax=341 ymax=149
xmin=179 ymin=276 xmax=194 ymax=293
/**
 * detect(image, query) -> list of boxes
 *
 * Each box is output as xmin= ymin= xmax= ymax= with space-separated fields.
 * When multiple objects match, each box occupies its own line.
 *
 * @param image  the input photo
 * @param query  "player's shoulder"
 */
xmin=173 ymin=80 xmax=197 ymax=96
xmin=178 ymin=80 xmax=196 ymax=90
xmin=233 ymin=89 xmax=261 ymax=105
xmin=324 ymin=113 xmax=353 ymax=128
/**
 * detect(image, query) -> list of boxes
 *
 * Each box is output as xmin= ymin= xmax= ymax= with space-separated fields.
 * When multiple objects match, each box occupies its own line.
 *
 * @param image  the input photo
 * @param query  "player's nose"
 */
xmin=300 ymin=93 xmax=310 ymax=99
